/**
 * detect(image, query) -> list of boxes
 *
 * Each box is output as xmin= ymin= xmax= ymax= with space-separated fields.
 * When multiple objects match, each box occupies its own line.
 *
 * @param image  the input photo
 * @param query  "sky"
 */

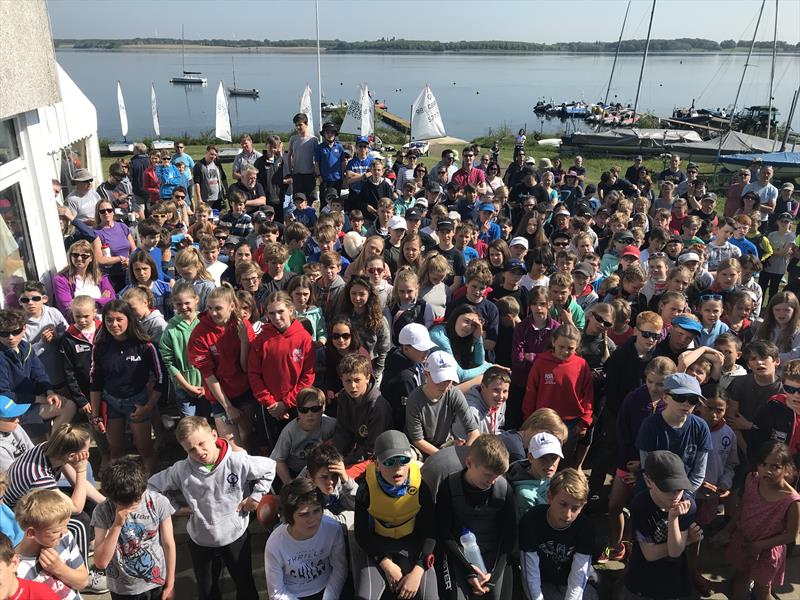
xmin=46 ymin=0 xmax=800 ymax=45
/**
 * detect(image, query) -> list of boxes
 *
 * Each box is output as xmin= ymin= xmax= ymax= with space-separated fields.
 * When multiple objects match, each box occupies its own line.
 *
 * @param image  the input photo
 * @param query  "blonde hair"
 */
xmin=418 ymin=252 xmax=452 ymax=286
xmin=45 ymin=424 xmax=90 ymax=461
xmin=206 ymin=286 xmax=241 ymax=321
xmin=521 ymin=408 xmax=568 ymax=444
xmin=15 ymin=489 xmax=73 ymax=530
xmin=468 ymin=434 xmax=509 ymax=475
xmin=389 ymin=268 xmax=419 ymax=309
xmin=123 ymin=284 xmax=154 ymax=309
xmin=70 ymin=295 xmax=96 ymax=313
xmin=62 ymin=240 xmax=101 ymax=285
xmin=549 ymin=468 xmax=589 ymax=503
xmin=175 ymin=415 xmax=213 ymax=442
xmin=175 ymin=247 xmax=213 ymax=282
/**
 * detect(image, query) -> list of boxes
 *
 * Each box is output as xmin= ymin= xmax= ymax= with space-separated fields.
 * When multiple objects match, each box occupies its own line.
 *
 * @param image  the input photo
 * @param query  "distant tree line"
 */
xmin=55 ymin=37 xmax=800 ymax=52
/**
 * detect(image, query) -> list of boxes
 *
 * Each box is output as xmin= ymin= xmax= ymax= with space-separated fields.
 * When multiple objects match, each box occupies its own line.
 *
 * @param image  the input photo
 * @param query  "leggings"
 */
xmin=355 ymin=550 xmax=438 ymax=600
xmin=187 ymin=530 xmax=258 ymax=600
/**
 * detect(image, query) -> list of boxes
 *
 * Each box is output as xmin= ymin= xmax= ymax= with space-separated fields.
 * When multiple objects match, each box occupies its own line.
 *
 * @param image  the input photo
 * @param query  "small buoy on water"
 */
xmin=476 ymin=91 xmax=480 ymax=94
xmin=453 ymin=82 xmax=456 ymax=85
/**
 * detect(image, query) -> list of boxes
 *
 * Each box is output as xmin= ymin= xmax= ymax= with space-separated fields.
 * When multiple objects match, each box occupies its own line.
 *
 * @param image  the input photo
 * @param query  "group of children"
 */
xmin=0 ymin=144 xmax=798 ymax=599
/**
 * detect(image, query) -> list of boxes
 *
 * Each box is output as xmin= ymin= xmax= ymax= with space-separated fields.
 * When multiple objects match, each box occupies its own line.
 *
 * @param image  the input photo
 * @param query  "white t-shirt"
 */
xmin=74 ymin=275 xmax=102 ymax=299
xmin=264 ymin=515 xmax=347 ymax=600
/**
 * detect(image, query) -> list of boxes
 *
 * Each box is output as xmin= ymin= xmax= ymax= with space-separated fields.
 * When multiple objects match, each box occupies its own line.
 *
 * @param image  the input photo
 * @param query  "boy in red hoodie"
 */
xmin=523 ymin=323 xmax=594 ymax=469
xmin=247 ymin=291 xmax=315 ymax=450
xmin=187 ymin=286 xmax=256 ymax=449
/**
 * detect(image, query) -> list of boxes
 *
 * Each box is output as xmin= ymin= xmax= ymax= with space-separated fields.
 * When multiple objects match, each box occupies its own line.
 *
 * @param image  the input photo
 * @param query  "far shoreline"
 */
xmin=54 ymin=44 xmax=800 ymax=56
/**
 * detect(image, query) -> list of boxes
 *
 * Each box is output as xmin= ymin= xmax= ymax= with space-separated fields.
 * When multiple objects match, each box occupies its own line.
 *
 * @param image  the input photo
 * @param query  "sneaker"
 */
xmin=83 ymin=570 xmax=108 ymax=595
xmin=597 ymin=544 xmax=626 ymax=564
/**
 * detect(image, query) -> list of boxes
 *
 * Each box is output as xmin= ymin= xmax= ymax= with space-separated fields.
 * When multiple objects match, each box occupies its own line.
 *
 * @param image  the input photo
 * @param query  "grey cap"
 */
xmin=645 ymin=450 xmax=692 ymax=492
xmin=374 ymin=430 xmax=414 ymax=464
xmin=71 ymin=168 xmax=93 ymax=182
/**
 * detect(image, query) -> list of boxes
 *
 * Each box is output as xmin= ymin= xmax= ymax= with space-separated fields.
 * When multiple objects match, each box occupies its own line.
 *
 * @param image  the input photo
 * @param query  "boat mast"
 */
xmin=766 ymin=0 xmax=778 ymax=142
xmin=598 ymin=0 xmax=632 ymax=131
xmin=315 ymin=0 xmax=323 ymax=133
xmin=232 ymin=58 xmax=237 ymax=89
xmin=181 ymin=25 xmax=186 ymax=73
xmin=715 ymin=0 xmax=767 ymax=169
xmin=631 ymin=0 xmax=656 ymax=125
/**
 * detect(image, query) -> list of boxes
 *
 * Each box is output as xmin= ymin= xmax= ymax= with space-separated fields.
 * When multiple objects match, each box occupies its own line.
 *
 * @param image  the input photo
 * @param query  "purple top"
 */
xmin=616 ymin=384 xmax=665 ymax=470
xmin=94 ymin=222 xmax=132 ymax=259
xmin=510 ymin=316 xmax=560 ymax=387
xmin=52 ymin=272 xmax=116 ymax=320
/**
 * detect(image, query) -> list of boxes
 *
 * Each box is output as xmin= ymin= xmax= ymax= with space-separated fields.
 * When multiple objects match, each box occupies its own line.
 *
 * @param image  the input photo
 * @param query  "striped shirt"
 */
xmin=18 ymin=530 xmax=84 ymax=600
xmin=5 ymin=443 xmax=59 ymax=510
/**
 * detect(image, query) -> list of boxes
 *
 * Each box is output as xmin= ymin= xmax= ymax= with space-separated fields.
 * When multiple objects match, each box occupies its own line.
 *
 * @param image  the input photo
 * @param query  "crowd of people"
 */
xmin=0 ymin=115 xmax=798 ymax=600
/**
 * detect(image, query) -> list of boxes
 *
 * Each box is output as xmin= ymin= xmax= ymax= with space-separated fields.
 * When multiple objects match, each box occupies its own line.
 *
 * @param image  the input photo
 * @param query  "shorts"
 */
xmin=103 ymin=390 xmax=150 ymax=423
xmin=210 ymin=391 xmax=255 ymax=419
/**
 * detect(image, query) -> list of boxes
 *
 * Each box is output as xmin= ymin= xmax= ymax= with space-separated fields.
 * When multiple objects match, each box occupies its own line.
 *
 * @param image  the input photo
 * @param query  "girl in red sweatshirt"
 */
xmin=523 ymin=323 xmax=594 ymax=469
xmin=248 ymin=290 xmax=316 ymax=449
xmin=188 ymin=286 xmax=256 ymax=449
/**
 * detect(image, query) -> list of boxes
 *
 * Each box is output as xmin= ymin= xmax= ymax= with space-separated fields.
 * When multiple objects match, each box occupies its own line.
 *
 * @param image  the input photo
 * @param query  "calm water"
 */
xmin=56 ymin=49 xmax=800 ymax=141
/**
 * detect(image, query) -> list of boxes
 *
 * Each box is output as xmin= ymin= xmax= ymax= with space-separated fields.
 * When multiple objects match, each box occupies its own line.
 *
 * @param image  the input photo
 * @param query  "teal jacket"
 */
xmin=159 ymin=314 xmax=203 ymax=388
xmin=429 ymin=325 xmax=492 ymax=383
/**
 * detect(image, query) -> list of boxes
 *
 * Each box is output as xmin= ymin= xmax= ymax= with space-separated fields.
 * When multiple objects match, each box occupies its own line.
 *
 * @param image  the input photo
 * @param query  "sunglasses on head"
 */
xmin=382 ymin=455 xmax=411 ymax=468
xmin=297 ymin=405 xmax=323 ymax=414
xmin=638 ymin=329 xmax=661 ymax=340
xmin=0 ymin=327 xmax=24 ymax=338
xmin=670 ymin=394 xmax=701 ymax=406
xmin=700 ymin=294 xmax=723 ymax=302
xmin=783 ymin=384 xmax=800 ymax=395
xmin=19 ymin=296 xmax=43 ymax=304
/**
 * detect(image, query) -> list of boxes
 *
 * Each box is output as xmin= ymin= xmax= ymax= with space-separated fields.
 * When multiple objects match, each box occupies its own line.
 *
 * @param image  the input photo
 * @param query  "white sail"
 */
xmin=340 ymin=84 xmax=373 ymax=136
xmin=215 ymin=81 xmax=232 ymax=142
xmin=300 ymin=84 xmax=315 ymax=134
xmin=116 ymin=81 xmax=128 ymax=139
xmin=411 ymin=84 xmax=446 ymax=141
xmin=150 ymin=83 xmax=160 ymax=138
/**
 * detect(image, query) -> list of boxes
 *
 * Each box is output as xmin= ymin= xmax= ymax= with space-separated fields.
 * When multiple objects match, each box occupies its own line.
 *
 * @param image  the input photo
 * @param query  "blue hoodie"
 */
xmin=0 ymin=341 xmax=52 ymax=404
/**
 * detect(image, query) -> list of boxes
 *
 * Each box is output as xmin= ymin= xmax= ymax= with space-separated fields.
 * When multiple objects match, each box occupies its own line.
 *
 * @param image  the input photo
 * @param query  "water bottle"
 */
xmin=459 ymin=528 xmax=487 ymax=573
xmin=101 ymin=243 xmax=111 ymax=258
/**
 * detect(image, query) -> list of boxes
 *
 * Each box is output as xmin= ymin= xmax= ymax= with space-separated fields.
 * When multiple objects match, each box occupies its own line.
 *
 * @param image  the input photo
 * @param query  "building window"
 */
xmin=0 ymin=183 xmax=36 ymax=308
xmin=0 ymin=120 xmax=20 ymax=167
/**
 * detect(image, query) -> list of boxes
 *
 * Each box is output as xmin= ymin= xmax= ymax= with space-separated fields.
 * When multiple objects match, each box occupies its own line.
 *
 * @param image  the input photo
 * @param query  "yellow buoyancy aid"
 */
xmin=366 ymin=461 xmax=422 ymax=539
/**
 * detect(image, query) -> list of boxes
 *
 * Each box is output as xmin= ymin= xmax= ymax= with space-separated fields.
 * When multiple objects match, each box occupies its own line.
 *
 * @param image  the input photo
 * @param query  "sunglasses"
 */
xmin=19 ymin=296 xmax=43 ymax=304
xmin=783 ymin=384 xmax=800 ymax=395
xmin=593 ymin=313 xmax=612 ymax=328
xmin=71 ymin=253 xmax=91 ymax=260
xmin=700 ymin=294 xmax=723 ymax=302
xmin=0 ymin=327 xmax=24 ymax=338
xmin=670 ymin=394 xmax=701 ymax=406
xmin=99 ymin=208 xmax=114 ymax=214
xmin=332 ymin=332 xmax=352 ymax=341
xmin=553 ymin=241 xmax=569 ymax=247
xmin=382 ymin=455 xmax=411 ymax=467
xmin=638 ymin=329 xmax=661 ymax=340
xmin=649 ymin=252 xmax=667 ymax=259
xmin=366 ymin=267 xmax=384 ymax=274
xmin=297 ymin=405 xmax=324 ymax=414
xmin=173 ymin=194 xmax=186 ymax=199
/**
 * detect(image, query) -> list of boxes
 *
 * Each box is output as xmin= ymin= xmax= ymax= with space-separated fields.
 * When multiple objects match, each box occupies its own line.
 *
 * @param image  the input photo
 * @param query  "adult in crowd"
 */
xmin=193 ymin=145 xmax=227 ymax=211
xmin=53 ymin=239 xmax=116 ymax=318
xmin=66 ymin=169 xmax=101 ymax=223
xmin=228 ymin=165 xmax=267 ymax=213
xmin=288 ymin=113 xmax=318 ymax=198
xmin=232 ymin=134 xmax=262 ymax=182
xmin=315 ymin=121 xmax=345 ymax=204
xmin=255 ymin=134 xmax=290 ymax=221
xmin=92 ymin=199 xmax=136 ymax=292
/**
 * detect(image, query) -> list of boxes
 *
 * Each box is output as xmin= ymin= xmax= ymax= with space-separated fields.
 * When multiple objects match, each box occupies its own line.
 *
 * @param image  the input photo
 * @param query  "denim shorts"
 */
xmin=103 ymin=390 xmax=150 ymax=423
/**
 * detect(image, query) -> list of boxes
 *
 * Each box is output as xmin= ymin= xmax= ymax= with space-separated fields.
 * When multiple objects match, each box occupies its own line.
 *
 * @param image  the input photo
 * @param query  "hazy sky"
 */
xmin=47 ymin=0 xmax=800 ymax=44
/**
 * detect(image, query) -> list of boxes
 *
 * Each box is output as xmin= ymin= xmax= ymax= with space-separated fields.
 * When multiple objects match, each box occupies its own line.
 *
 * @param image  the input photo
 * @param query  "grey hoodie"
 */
xmin=140 ymin=309 xmax=167 ymax=344
xmin=453 ymin=384 xmax=506 ymax=438
xmin=148 ymin=439 xmax=276 ymax=547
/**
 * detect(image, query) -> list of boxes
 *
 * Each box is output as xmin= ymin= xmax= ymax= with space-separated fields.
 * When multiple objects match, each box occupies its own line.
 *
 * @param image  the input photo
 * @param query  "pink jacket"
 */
xmin=52 ymin=272 xmax=116 ymax=320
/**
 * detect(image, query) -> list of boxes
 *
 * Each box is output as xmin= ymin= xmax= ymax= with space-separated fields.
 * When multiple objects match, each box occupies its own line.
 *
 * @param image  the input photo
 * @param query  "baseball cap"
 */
xmin=677 ymin=252 xmax=700 ymax=264
xmin=426 ymin=351 xmax=459 ymax=384
xmin=252 ymin=211 xmax=268 ymax=223
xmin=668 ymin=234 xmax=684 ymax=244
xmin=566 ymin=169 xmax=579 ymax=178
xmin=778 ymin=212 xmax=793 ymax=221
xmin=224 ymin=235 xmax=241 ymax=247
xmin=374 ymin=430 xmax=414 ymax=464
xmin=671 ymin=314 xmax=703 ymax=335
xmin=509 ymin=236 xmax=529 ymax=249
xmin=356 ymin=135 xmax=369 ymax=145
xmin=436 ymin=219 xmax=454 ymax=232
xmin=528 ymin=432 xmax=564 ymax=460
xmin=554 ymin=205 xmax=571 ymax=217
xmin=0 ymin=395 xmax=30 ymax=418
xmin=479 ymin=203 xmax=496 ymax=213
xmin=635 ymin=155 xmax=643 ymax=161
xmin=644 ymin=450 xmax=692 ymax=492
xmin=388 ymin=216 xmax=407 ymax=231
xmin=448 ymin=211 xmax=461 ymax=222
xmin=525 ymin=156 xmax=536 ymax=165
xmin=292 ymin=192 xmax=307 ymax=202
xmin=262 ymin=205 xmax=276 ymax=215
xmin=701 ymin=192 xmax=717 ymax=202
xmin=425 ymin=181 xmax=443 ymax=194
xmin=405 ymin=208 xmax=422 ymax=221
xmin=504 ymin=259 xmax=527 ymax=273
xmin=613 ymin=229 xmax=634 ymax=242
xmin=621 ymin=245 xmax=640 ymax=259
xmin=415 ymin=198 xmax=429 ymax=208
xmin=782 ymin=182 xmax=795 ymax=191
xmin=398 ymin=323 xmax=437 ymax=352
xmin=663 ymin=372 xmax=705 ymax=398
xmin=324 ymin=188 xmax=340 ymax=200
xmin=572 ymin=262 xmax=593 ymax=277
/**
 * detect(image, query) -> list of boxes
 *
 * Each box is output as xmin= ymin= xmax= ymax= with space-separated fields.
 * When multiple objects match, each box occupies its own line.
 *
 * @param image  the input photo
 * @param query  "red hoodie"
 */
xmin=523 ymin=350 xmax=594 ymax=426
xmin=247 ymin=318 xmax=315 ymax=408
xmin=188 ymin=312 xmax=255 ymax=403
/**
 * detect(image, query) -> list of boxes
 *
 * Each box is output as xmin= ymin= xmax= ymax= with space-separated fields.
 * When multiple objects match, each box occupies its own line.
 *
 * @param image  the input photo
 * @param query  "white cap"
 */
xmin=448 ymin=211 xmax=461 ymax=221
xmin=426 ymin=351 xmax=459 ymax=384
xmin=509 ymin=236 xmax=529 ymax=249
xmin=398 ymin=323 xmax=437 ymax=352
xmin=528 ymin=432 xmax=564 ymax=459
xmin=388 ymin=215 xmax=407 ymax=231
xmin=677 ymin=252 xmax=700 ymax=264
xmin=555 ymin=206 xmax=571 ymax=217
xmin=415 ymin=198 xmax=429 ymax=208
xmin=368 ymin=150 xmax=385 ymax=160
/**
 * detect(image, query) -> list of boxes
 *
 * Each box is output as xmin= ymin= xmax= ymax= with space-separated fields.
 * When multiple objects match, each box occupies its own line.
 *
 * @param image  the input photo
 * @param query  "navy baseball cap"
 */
xmin=504 ymin=259 xmax=527 ymax=273
xmin=356 ymin=136 xmax=369 ymax=144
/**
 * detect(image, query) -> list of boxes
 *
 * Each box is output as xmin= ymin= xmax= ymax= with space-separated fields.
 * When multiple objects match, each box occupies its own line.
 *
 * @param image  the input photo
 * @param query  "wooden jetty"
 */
xmin=375 ymin=107 xmax=410 ymax=134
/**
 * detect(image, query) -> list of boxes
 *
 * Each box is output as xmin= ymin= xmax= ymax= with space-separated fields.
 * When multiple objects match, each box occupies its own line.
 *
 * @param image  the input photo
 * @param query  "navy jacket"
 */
xmin=0 ymin=341 xmax=52 ymax=404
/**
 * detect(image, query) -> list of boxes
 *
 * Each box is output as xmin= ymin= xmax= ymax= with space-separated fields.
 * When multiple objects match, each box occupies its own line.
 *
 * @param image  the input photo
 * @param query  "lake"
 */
xmin=55 ymin=49 xmax=800 ymax=141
